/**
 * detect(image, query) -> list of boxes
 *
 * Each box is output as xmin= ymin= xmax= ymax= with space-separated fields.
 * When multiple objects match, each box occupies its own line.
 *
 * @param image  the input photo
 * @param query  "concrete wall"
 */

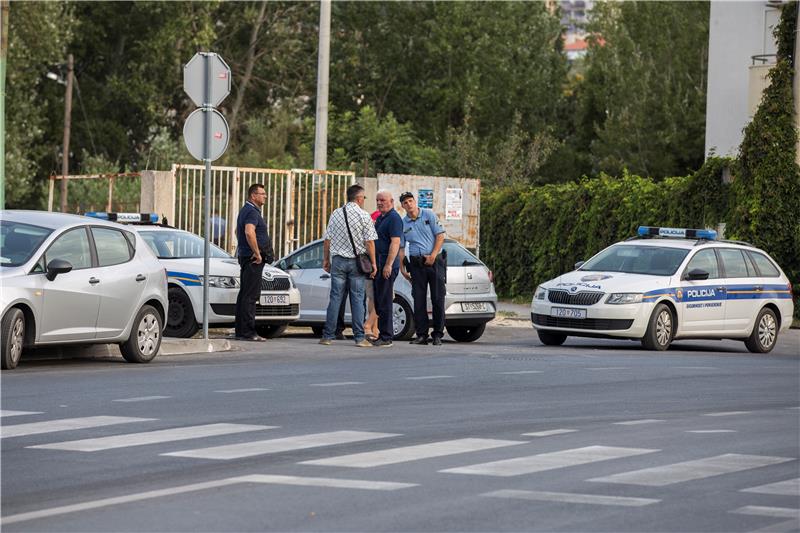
xmin=705 ymin=1 xmax=779 ymax=158
xmin=139 ymin=170 xmax=175 ymax=225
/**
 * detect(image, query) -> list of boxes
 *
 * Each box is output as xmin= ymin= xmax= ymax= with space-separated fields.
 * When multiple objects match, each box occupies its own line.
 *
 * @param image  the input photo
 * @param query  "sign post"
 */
xmin=183 ymin=52 xmax=230 ymax=339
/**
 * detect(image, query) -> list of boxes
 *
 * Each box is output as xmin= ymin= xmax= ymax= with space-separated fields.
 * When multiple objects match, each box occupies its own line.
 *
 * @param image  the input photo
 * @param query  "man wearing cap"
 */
xmin=399 ymin=191 xmax=446 ymax=345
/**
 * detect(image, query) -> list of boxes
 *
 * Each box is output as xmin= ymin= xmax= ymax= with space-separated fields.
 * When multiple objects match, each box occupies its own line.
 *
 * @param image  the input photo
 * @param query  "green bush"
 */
xmin=481 ymin=158 xmax=731 ymax=298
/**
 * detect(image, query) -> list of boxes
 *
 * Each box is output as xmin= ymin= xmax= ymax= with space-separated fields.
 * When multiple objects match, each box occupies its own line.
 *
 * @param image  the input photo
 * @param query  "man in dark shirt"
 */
xmin=371 ymin=191 xmax=404 ymax=347
xmin=234 ymin=183 xmax=274 ymax=341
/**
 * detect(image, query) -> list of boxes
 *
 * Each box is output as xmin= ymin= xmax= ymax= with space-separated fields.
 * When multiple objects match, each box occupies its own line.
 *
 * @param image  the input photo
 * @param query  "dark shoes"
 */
xmin=409 ymin=336 xmax=429 ymax=345
xmin=335 ymin=333 xmax=346 ymax=340
xmin=372 ymin=338 xmax=393 ymax=347
xmin=432 ymin=337 xmax=443 ymax=346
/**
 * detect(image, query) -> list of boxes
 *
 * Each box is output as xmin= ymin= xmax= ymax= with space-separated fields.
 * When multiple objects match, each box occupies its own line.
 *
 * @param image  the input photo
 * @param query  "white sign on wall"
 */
xmin=446 ymin=188 xmax=463 ymax=220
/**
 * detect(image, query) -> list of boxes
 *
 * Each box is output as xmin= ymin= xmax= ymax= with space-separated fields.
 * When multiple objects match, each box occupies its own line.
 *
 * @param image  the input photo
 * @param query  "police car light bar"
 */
xmin=85 ymin=212 xmax=159 ymax=224
xmin=637 ymin=226 xmax=717 ymax=240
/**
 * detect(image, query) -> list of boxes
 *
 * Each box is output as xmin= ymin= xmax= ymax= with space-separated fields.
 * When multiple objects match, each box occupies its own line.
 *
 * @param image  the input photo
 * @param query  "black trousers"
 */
xmin=235 ymin=256 xmax=265 ymax=338
xmin=374 ymin=260 xmax=399 ymax=341
xmin=408 ymin=255 xmax=446 ymax=339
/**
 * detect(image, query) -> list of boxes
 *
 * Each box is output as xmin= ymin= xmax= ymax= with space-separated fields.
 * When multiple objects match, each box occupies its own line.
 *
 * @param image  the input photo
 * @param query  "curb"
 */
xmin=25 ymin=338 xmax=233 ymax=360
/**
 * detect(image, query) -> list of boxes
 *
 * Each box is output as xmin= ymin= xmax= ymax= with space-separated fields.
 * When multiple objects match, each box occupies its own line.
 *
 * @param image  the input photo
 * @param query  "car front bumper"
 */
xmin=530 ymin=300 xmax=653 ymax=338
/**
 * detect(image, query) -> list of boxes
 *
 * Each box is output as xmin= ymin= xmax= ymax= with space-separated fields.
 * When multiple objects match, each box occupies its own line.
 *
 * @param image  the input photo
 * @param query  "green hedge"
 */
xmin=481 ymin=158 xmax=733 ymax=298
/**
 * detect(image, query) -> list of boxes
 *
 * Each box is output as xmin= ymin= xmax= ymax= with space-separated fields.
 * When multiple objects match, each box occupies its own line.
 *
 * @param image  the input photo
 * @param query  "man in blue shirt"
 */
xmin=234 ymin=183 xmax=274 ymax=341
xmin=399 ymin=191 xmax=446 ymax=345
xmin=372 ymin=191 xmax=404 ymax=347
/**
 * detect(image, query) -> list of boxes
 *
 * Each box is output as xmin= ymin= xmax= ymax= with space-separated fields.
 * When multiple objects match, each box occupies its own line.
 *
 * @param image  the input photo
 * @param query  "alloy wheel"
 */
xmin=137 ymin=313 xmax=160 ymax=356
xmin=655 ymin=309 xmax=672 ymax=347
xmin=10 ymin=316 xmax=24 ymax=365
xmin=758 ymin=313 xmax=776 ymax=349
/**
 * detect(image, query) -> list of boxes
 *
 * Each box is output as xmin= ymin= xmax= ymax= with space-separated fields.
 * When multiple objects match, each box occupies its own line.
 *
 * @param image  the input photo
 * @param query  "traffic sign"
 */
xmin=183 ymin=53 xmax=231 ymax=107
xmin=183 ymin=108 xmax=230 ymax=161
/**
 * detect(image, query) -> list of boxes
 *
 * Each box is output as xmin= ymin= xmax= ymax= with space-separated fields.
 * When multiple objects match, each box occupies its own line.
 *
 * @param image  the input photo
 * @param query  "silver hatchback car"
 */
xmin=276 ymin=238 xmax=497 ymax=341
xmin=1 ymin=211 xmax=168 ymax=369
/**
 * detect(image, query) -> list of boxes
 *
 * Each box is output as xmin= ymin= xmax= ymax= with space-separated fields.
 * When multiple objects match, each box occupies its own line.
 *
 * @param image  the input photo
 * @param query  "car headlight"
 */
xmin=199 ymin=275 xmax=240 ymax=288
xmin=606 ymin=293 xmax=643 ymax=304
xmin=534 ymin=286 xmax=547 ymax=300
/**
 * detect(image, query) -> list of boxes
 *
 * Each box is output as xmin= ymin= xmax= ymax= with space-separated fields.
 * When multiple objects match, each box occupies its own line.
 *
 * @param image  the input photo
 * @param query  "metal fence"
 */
xmin=171 ymin=165 xmax=356 ymax=258
xmin=47 ymin=173 xmax=141 ymax=214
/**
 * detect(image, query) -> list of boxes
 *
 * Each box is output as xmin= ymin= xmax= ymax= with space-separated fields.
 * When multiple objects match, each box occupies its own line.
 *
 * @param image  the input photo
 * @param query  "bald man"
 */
xmin=371 ymin=190 xmax=404 ymax=346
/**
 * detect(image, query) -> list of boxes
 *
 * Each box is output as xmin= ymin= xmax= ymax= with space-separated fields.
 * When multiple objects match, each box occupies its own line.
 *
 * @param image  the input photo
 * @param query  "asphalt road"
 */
xmin=2 ymin=322 xmax=799 ymax=532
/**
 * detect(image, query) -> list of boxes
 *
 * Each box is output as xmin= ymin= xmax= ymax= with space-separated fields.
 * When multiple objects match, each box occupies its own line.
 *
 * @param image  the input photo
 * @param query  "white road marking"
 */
xmin=731 ymin=505 xmax=800 ymax=519
xmin=674 ymin=366 xmax=717 ymax=370
xmin=741 ymin=478 xmax=800 ymax=496
xmin=523 ymin=429 xmax=577 ymax=437
xmin=787 ymin=407 xmax=800 ymax=410
xmin=162 ymin=430 xmax=399 ymax=460
xmin=236 ymin=474 xmax=416 ymax=490
xmin=0 ymin=473 xmax=415 ymax=525
xmin=112 ymin=396 xmax=171 ymax=403
xmin=301 ymin=438 xmax=525 ymax=468
xmin=589 ymin=454 xmax=794 ymax=486
xmin=1 ymin=416 xmax=154 ymax=439
xmin=586 ymin=367 xmax=630 ymax=371
xmin=703 ymin=411 xmax=752 ymax=417
xmin=686 ymin=430 xmax=737 ymax=434
xmin=214 ymin=388 xmax=271 ymax=394
xmin=29 ymin=423 xmax=274 ymax=452
xmin=498 ymin=371 xmax=544 ymax=375
xmin=309 ymin=382 xmax=364 ymax=387
xmin=613 ymin=419 xmax=664 ymax=426
xmin=0 ymin=410 xmax=42 ymax=418
xmin=441 ymin=445 xmax=658 ymax=477
xmin=404 ymin=375 xmax=454 ymax=380
xmin=483 ymin=489 xmax=660 ymax=507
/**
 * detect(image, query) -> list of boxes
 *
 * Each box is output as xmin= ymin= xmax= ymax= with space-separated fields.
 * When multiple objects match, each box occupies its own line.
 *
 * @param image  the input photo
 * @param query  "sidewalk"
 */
xmin=495 ymin=299 xmax=531 ymax=320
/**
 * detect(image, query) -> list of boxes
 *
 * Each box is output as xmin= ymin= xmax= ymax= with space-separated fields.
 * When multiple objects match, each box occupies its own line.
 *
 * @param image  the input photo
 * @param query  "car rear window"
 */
xmin=442 ymin=242 xmax=483 ymax=267
xmin=748 ymin=251 xmax=781 ymax=277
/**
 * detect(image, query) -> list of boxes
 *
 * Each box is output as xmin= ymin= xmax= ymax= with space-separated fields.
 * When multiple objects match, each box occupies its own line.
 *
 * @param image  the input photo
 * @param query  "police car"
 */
xmin=85 ymin=213 xmax=300 ymax=338
xmin=531 ymin=226 xmax=794 ymax=352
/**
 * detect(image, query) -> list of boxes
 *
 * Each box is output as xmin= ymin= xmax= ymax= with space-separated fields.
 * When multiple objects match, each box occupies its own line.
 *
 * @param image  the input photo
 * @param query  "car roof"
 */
xmin=614 ymin=238 xmax=758 ymax=252
xmin=1 ymin=210 xmax=126 ymax=231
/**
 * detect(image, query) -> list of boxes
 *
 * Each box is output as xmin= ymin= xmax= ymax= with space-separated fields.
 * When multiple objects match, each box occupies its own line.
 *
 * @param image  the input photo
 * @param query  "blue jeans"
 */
xmin=323 ymin=256 xmax=366 ymax=342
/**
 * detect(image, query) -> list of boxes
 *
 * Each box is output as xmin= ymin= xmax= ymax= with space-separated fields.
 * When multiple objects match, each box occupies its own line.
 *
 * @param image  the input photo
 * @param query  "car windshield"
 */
xmin=579 ymin=245 xmax=689 ymax=276
xmin=0 ymin=220 xmax=53 ymax=267
xmin=443 ymin=241 xmax=484 ymax=267
xmin=139 ymin=230 xmax=230 ymax=259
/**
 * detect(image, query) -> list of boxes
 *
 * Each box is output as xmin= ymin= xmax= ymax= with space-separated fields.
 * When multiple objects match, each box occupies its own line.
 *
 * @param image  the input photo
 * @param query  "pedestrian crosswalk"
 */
xmin=2 ymin=409 xmax=797 ymax=524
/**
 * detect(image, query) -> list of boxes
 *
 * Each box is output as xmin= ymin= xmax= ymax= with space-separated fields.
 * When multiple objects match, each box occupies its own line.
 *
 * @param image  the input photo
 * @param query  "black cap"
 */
xmin=399 ymin=191 xmax=414 ymax=202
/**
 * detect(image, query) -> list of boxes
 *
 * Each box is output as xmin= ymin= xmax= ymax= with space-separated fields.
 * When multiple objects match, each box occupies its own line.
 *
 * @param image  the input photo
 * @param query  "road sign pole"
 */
xmin=202 ymin=53 xmax=213 ymax=340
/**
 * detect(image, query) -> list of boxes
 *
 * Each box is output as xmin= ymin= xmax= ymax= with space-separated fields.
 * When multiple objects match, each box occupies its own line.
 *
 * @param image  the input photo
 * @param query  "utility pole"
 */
xmin=60 ymin=54 xmax=73 ymax=213
xmin=1 ymin=0 xmax=9 ymax=210
xmin=313 ymin=0 xmax=331 ymax=172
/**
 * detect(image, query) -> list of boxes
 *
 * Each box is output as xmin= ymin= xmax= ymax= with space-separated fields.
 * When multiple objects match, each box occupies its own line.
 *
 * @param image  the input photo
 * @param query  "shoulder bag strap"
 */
xmin=342 ymin=203 xmax=359 ymax=257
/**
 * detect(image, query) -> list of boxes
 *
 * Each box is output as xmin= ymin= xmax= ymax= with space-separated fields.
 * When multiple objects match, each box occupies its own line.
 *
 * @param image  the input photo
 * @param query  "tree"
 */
xmin=5 ymin=2 xmax=75 ymax=208
xmin=578 ymin=1 xmax=709 ymax=178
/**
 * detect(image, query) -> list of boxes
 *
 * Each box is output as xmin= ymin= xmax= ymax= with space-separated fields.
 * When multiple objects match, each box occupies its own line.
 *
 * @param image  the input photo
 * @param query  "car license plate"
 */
xmin=550 ymin=307 xmax=586 ymax=319
xmin=461 ymin=302 xmax=488 ymax=312
xmin=260 ymin=294 xmax=288 ymax=305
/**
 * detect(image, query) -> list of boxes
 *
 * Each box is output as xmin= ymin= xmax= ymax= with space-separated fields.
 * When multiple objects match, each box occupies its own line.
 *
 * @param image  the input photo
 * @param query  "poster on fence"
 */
xmin=446 ymin=188 xmax=463 ymax=220
xmin=417 ymin=188 xmax=434 ymax=208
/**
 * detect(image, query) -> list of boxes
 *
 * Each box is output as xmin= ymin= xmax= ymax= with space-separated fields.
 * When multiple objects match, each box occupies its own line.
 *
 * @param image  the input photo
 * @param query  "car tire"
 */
xmin=744 ymin=307 xmax=779 ymax=354
xmin=120 ymin=304 xmax=162 ymax=363
xmin=256 ymin=324 xmax=288 ymax=339
xmin=165 ymin=287 xmax=198 ymax=338
xmin=641 ymin=303 xmax=674 ymax=351
xmin=446 ymin=323 xmax=486 ymax=342
xmin=393 ymin=297 xmax=415 ymax=341
xmin=537 ymin=330 xmax=567 ymax=346
xmin=1 ymin=308 xmax=25 ymax=370
xmin=311 ymin=326 xmax=324 ymax=337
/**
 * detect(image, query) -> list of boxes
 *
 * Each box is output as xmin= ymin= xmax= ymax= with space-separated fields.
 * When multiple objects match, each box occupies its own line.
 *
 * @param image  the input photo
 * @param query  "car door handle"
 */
xmin=136 ymin=274 xmax=147 ymax=282
xmin=89 ymin=277 xmax=100 ymax=285
xmin=320 ymin=274 xmax=331 ymax=279
xmin=716 ymin=286 xmax=726 ymax=292
xmin=753 ymin=286 xmax=763 ymax=291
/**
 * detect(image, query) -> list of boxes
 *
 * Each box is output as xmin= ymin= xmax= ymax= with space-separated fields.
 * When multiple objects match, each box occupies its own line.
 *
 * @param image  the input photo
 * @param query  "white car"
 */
xmin=276 ymin=238 xmax=497 ymax=342
xmin=531 ymin=226 xmax=794 ymax=352
xmin=1 ymin=210 xmax=168 ymax=369
xmin=89 ymin=215 xmax=302 ymax=338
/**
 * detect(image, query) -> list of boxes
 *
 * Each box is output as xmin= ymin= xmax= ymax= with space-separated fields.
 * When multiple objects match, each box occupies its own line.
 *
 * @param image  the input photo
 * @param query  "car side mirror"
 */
xmin=574 ymin=261 xmax=585 ymax=270
xmin=686 ymin=268 xmax=709 ymax=281
xmin=46 ymin=259 xmax=73 ymax=281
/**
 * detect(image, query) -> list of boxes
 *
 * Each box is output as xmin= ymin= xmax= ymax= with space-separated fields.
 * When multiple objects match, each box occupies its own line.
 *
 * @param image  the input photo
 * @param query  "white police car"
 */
xmin=531 ymin=226 xmax=794 ymax=352
xmin=85 ymin=213 xmax=300 ymax=338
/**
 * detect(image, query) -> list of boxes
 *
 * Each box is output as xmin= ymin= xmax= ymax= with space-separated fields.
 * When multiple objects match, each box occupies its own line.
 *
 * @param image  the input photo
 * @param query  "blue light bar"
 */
xmin=85 ymin=212 xmax=159 ymax=223
xmin=637 ymin=226 xmax=717 ymax=240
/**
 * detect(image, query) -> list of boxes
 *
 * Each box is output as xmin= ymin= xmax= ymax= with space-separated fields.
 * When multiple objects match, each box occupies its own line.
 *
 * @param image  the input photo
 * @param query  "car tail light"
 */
xmin=488 ymin=270 xmax=494 ymax=284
